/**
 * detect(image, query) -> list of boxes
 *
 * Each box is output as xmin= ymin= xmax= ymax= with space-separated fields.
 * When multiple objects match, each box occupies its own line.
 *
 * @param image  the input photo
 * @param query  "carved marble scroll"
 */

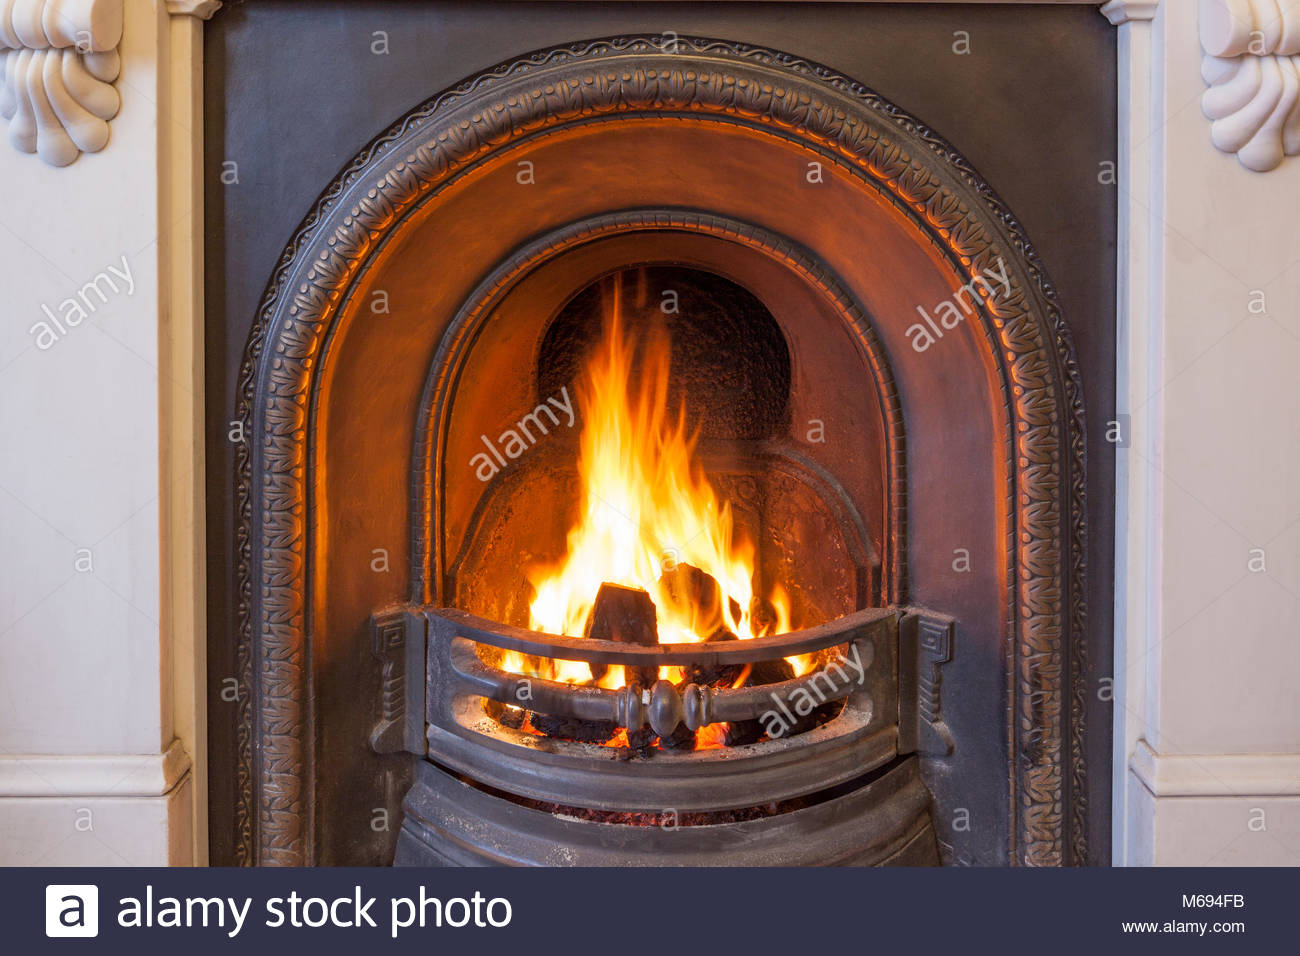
xmin=1201 ymin=0 xmax=1300 ymax=171
xmin=0 ymin=0 xmax=121 ymax=166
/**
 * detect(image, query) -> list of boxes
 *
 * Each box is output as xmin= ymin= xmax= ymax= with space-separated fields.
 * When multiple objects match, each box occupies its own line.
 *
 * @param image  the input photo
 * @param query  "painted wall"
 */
xmin=0 ymin=0 xmax=194 ymax=865
xmin=1115 ymin=0 xmax=1300 ymax=865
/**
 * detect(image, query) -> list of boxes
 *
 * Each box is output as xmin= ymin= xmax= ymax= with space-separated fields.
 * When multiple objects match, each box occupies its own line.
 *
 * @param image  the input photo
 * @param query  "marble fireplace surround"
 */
xmin=2 ymin=0 xmax=1298 ymax=867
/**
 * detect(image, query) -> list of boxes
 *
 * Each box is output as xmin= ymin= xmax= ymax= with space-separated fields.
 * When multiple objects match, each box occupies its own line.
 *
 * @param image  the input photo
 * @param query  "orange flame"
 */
xmin=503 ymin=281 xmax=793 ymax=692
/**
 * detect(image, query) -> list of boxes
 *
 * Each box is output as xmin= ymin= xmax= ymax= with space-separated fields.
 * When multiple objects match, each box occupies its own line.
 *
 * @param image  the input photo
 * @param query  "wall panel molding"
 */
xmin=1132 ymin=740 xmax=1300 ymax=797
xmin=0 ymin=740 xmax=191 ymax=797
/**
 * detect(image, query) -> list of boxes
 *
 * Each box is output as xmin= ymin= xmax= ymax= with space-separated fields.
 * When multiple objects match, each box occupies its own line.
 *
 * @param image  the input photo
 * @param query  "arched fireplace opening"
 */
xmin=438 ymin=253 xmax=891 ymax=652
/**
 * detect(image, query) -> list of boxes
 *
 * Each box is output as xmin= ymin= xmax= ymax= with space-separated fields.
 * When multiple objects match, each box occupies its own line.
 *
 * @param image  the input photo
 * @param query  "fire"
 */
xmin=506 ymin=281 xmax=793 ymax=688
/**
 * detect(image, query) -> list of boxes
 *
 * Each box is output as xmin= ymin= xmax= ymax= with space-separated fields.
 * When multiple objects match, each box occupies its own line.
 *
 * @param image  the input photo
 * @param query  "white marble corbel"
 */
xmin=1200 ymin=0 xmax=1300 ymax=171
xmin=0 ymin=0 xmax=122 ymax=166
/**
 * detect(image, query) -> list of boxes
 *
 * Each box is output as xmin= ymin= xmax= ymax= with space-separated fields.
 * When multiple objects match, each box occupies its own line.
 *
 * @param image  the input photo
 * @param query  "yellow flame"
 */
xmin=501 ymin=282 xmax=792 ymax=688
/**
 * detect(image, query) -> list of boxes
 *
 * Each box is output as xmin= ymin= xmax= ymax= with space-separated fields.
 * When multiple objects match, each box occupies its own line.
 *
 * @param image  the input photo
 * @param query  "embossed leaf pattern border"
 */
xmin=234 ymin=36 xmax=1087 ymax=866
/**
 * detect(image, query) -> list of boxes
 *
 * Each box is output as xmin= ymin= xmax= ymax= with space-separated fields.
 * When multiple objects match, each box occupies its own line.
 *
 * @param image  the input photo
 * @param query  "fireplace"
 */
xmin=224 ymin=30 xmax=1106 ymax=867
xmin=381 ymin=258 xmax=944 ymax=864
xmin=381 ymin=228 xmax=965 ymax=864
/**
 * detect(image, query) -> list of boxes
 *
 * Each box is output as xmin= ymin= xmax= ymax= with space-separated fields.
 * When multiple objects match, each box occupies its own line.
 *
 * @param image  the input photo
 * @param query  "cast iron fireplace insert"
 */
xmin=217 ymin=23 xmax=1112 ymax=867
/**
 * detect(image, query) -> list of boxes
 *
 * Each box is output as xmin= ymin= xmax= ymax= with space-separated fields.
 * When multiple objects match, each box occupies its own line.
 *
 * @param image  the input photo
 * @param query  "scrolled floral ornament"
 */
xmin=1200 ymin=0 xmax=1300 ymax=171
xmin=0 ymin=0 xmax=122 ymax=166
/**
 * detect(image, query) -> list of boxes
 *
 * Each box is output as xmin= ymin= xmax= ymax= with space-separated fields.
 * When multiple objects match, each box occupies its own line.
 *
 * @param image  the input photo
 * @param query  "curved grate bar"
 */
xmin=430 ymin=604 xmax=895 ymax=666
xmin=449 ymin=634 xmax=877 ymax=736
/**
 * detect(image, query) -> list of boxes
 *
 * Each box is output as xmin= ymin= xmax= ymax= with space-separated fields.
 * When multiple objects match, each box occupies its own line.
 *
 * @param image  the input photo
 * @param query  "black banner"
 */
xmin=7 ymin=867 xmax=1291 ymax=953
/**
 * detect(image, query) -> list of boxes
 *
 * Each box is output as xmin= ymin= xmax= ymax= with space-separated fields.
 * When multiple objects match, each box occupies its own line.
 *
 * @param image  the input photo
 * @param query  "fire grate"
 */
xmin=370 ymin=602 xmax=953 ymax=864
xmin=374 ymin=605 xmax=902 ymax=805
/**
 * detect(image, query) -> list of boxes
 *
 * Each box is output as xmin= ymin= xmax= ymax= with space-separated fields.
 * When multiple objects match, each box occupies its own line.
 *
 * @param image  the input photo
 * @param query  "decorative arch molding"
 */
xmin=236 ymin=36 xmax=1088 ymax=866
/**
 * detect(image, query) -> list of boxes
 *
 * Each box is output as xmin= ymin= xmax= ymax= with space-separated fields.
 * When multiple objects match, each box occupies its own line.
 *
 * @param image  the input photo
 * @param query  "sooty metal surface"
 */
xmin=395 ymin=754 xmax=939 ymax=867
